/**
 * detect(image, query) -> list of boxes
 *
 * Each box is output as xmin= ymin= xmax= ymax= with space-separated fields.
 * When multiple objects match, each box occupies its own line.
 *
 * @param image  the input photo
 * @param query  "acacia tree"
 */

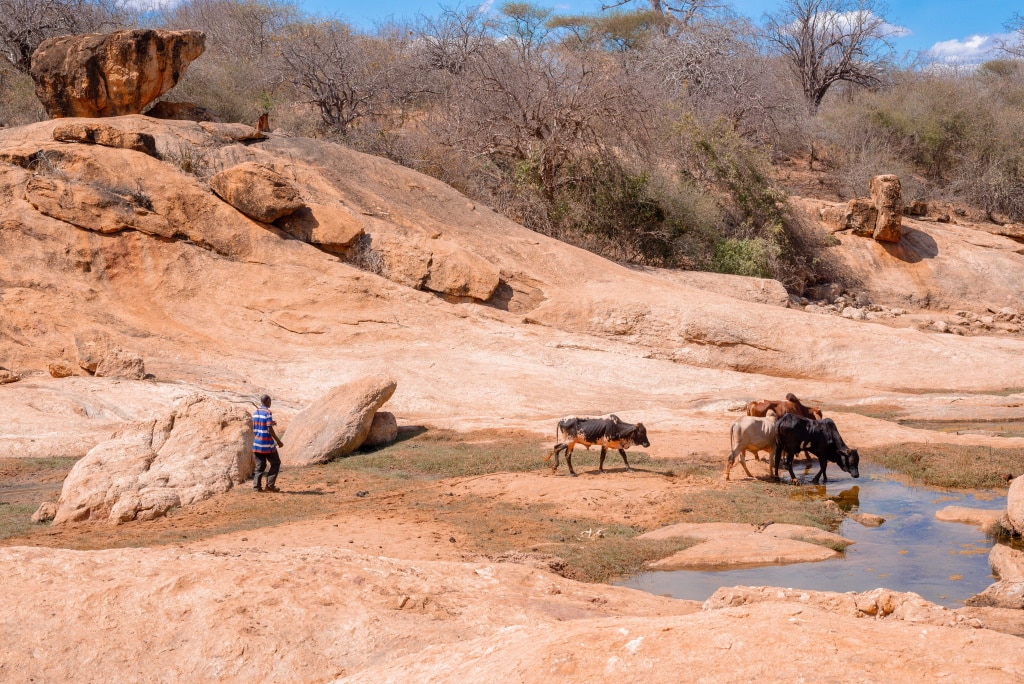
xmin=0 ymin=0 xmax=131 ymax=73
xmin=999 ymin=14 xmax=1024 ymax=58
xmin=764 ymin=0 xmax=898 ymax=111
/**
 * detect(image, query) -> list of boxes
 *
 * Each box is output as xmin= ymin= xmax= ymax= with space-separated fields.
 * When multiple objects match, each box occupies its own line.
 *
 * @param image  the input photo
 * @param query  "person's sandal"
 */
xmin=265 ymin=486 xmax=280 ymax=492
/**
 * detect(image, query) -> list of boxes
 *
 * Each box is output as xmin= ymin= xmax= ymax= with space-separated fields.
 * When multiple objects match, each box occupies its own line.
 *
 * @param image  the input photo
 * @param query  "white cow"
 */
xmin=725 ymin=409 xmax=778 ymax=480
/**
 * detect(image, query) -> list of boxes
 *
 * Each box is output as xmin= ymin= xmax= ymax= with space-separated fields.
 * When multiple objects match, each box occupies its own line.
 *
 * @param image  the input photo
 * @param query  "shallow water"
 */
xmin=618 ymin=469 xmax=1008 ymax=608
xmin=897 ymin=419 xmax=1024 ymax=438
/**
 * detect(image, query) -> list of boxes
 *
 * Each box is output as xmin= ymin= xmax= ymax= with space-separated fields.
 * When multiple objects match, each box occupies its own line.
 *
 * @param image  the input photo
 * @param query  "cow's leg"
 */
xmin=811 ymin=456 xmax=828 ymax=485
xmin=771 ymin=443 xmax=783 ymax=481
xmin=739 ymin=449 xmax=754 ymax=478
xmin=599 ymin=446 xmax=607 ymax=472
xmin=566 ymin=444 xmax=577 ymax=477
xmin=725 ymin=446 xmax=742 ymax=480
xmin=619 ymin=448 xmax=631 ymax=471
xmin=549 ymin=444 xmax=566 ymax=472
xmin=786 ymin=449 xmax=800 ymax=484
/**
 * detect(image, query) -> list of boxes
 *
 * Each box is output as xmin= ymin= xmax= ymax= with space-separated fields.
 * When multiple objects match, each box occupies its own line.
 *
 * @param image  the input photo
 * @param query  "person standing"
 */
xmin=252 ymin=394 xmax=283 ymax=492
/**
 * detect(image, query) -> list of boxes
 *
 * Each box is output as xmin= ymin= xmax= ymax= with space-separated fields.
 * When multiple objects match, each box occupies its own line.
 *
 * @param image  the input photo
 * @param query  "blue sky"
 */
xmin=297 ymin=0 xmax=1018 ymax=63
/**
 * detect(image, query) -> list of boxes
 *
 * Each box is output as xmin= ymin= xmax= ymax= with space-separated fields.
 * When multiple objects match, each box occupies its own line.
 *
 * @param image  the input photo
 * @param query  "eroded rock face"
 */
xmin=74 ymin=329 xmax=113 ymax=373
xmin=846 ymin=198 xmax=878 ymax=236
xmin=52 ymin=395 xmax=252 ymax=525
xmin=30 ymin=30 xmax=205 ymax=118
xmin=280 ymin=376 xmax=396 ymax=466
xmin=210 ymin=162 xmax=304 ymax=223
xmin=871 ymin=174 xmax=903 ymax=242
xmin=26 ymin=176 xmax=173 ymax=237
xmin=275 ymin=203 xmax=364 ymax=254
xmin=369 ymin=232 xmax=501 ymax=301
xmin=1006 ymin=475 xmax=1024 ymax=536
xmin=362 ymin=411 xmax=399 ymax=448
xmin=52 ymin=122 xmax=157 ymax=156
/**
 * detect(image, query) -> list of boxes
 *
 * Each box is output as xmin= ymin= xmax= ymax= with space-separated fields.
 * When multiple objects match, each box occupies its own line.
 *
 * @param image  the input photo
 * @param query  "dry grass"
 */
xmin=863 ymin=444 xmax=1024 ymax=490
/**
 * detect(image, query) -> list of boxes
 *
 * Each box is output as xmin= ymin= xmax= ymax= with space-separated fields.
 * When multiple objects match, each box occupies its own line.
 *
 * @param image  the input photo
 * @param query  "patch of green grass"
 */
xmin=793 ymin=535 xmax=852 ymax=553
xmin=674 ymin=481 xmax=845 ymax=530
xmin=0 ymin=503 xmax=40 ymax=539
xmin=0 ymin=457 xmax=78 ymax=485
xmin=863 ymin=444 xmax=1024 ymax=490
xmin=557 ymin=533 xmax=698 ymax=583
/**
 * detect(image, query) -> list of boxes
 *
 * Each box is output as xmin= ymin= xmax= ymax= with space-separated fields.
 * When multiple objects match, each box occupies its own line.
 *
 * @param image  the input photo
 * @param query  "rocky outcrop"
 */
xmin=705 ymin=586 xmax=980 ymax=629
xmin=1005 ymin=475 xmax=1024 ymax=536
xmin=846 ymin=198 xmax=878 ymax=236
xmin=870 ymin=174 xmax=903 ymax=242
xmin=52 ymin=122 xmax=157 ymax=156
xmin=146 ymin=100 xmax=216 ymax=122
xmin=51 ymin=395 xmax=252 ymax=525
xmin=74 ymin=330 xmax=113 ymax=373
xmin=965 ymin=544 xmax=1024 ymax=609
xmin=26 ymin=176 xmax=173 ymax=237
xmin=362 ymin=411 xmax=398 ymax=448
xmin=210 ymin=162 xmax=304 ymax=223
xmin=94 ymin=348 xmax=146 ymax=380
xmin=30 ymin=30 xmax=205 ymax=118
xmin=369 ymin=232 xmax=501 ymax=302
xmin=280 ymin=376 xmax=397 ymax=466
xmin=275 ymin=203 xmax=364 ymax=254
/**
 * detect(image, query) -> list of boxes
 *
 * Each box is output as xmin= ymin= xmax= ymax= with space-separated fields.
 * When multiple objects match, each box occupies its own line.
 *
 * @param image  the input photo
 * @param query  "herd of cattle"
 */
xmin=547 ymin=393 xmax=859 ymax=484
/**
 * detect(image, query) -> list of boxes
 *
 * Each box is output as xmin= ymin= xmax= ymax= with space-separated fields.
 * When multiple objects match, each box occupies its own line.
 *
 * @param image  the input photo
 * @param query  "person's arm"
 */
xmin=270 ymin=424 xmax=283 ymax=448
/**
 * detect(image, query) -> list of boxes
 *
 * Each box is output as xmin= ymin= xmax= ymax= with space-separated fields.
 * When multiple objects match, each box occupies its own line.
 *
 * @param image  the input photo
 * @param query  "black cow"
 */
xmin=546 ymin=415 xmax=650 ymax=477
xmin=772 ymin=413 xmax=860 ymax=484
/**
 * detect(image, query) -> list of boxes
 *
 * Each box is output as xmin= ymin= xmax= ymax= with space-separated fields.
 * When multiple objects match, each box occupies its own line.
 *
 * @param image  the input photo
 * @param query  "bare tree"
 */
xmin=599 ymin=0 xmax=724 ymax=26
xmin=998 ymin=13 xmax=1024 ymax=59
xmin=764 ymin=0 xmax=898 ymax=110
xmin=0 ymin=0 xmax=132 ymax=73
xmin=416 ymin=5 xmax=489 ymax=74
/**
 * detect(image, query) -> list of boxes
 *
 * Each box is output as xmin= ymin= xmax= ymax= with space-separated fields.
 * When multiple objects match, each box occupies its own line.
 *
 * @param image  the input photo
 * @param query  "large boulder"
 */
xmin=870 ymin=174 xmax=903 ymax=242
xmin=30 ymin=30 xmax=205 ymax=118
xmin=52 ymin=122 xmax=157 ymax=156
xmin=991 ymin=543 xmax=1024 ymax=581
xmin=1006 ymin=475 xmax=1024 ymax=536
xmin=210 ymin=162 xmax=304 ymax=223
xmin=280 ymin=376 xmax=397 ymax=466
xmin=846 ymin=198 xmax=878 ymax=237
xmin=275 ymin=203 xmax=364 ymax=254
xmin=94 ymin=348 xmax=146 ymax=380
xmin=51 ymin=395 xmax=252 ymax=525
xmin=369 ymin=232 xmax=501 ymax=302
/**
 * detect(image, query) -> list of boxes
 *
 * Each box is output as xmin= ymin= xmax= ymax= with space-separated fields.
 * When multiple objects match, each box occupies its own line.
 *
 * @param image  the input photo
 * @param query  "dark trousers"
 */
xmin=253 ymin=448 xmax=281 ymax=489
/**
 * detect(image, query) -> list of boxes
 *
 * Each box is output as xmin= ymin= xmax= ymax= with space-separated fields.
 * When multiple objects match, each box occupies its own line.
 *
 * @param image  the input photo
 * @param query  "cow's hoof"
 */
xmin=569 ymin=472 xmax=578 ymax=477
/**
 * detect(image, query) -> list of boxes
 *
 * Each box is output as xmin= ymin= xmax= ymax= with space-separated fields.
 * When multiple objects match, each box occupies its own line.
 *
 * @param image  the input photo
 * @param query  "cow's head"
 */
xmin=633 ymin=423 xmax=650 ymax=448
xmin=838 ymin=448 xmax=860 ymax=478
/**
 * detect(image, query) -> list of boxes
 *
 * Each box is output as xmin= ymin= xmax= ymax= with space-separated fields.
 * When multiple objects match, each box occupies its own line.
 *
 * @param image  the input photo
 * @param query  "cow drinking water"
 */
xmin=546 ymin=415 xmax=650 ymax=477
xmin=772 ymin=413 xmax=860 ymax=484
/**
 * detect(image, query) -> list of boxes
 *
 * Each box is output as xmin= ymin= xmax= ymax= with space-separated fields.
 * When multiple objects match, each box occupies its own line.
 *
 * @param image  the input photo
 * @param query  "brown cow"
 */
xmin=745 ymin=393 xmax=822 ymax=421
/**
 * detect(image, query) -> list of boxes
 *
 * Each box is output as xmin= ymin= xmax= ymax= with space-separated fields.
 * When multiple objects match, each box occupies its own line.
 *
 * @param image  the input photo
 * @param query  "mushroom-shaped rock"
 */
xmin=210 ymin=162 xmax=304 ymax=223
xmin=870 ymin=174 xmax=903 ymax=242
xmin=30 ymin=30 xmax=205 ymax=118
xmin=51 ymin=395 xmax=253 ymax=525
xmin=280 ymin=376 xmax=397 ymax=466
xmin=52 ymin=122 xmax=156 ymax=155
xmin=362 ymin=411 xmax=399 ymax=449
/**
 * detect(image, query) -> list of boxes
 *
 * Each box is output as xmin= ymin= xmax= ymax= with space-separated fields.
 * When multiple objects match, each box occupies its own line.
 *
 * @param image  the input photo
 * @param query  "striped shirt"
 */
xmin=252 ymin=407 xmax=277 ymax=453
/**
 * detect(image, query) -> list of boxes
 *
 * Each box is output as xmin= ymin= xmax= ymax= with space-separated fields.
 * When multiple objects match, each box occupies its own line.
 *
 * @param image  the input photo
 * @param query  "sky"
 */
xmin=296 ymin=0 xmax=1019 ymax=64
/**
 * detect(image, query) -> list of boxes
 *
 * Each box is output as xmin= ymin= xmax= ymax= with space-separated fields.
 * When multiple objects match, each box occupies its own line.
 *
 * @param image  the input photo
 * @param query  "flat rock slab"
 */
xmin=935 ymin=505 xmax=1004 ymax=529
xmin=640 ymin=522 xmax=851 ymax=569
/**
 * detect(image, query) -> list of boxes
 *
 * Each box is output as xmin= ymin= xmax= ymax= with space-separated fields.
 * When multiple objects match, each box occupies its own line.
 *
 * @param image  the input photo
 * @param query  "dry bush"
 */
xmin=0 ymin=64 xmax=44 ymax=126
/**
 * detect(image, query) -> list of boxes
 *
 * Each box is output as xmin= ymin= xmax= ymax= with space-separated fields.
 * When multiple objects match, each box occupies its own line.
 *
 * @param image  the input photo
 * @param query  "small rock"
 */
xmin=356 ymin=491 xmax=369 ymax=498
xmin=47 ymin=363 xmax=75 ymax=378
xmin=0 ymin=369 xmax=19 ymax=384
xmin=851 ymin=513 xmax=885 ymax=527
xmin=31 ymin=502 xmax=57 ymax=523
xmin=982 ymin=316 xmax=995 ymax=326
xmin=841 ymin=307 xmax=866 ymax=321
xmin=362 ymin=412 xmax=398 ymax=449
xmin=933 ymin=320 xmax=949 ymax=333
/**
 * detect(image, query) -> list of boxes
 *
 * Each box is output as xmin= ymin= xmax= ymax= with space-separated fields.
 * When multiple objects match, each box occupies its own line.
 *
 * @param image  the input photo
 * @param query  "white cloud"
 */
xmin=926 ymin=33 xmax=1011 ymax=64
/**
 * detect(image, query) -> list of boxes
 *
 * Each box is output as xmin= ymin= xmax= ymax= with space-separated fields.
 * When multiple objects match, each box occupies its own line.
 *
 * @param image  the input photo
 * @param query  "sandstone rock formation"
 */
xmin=146 ymin=100 xmax=215 ymax=122
xmin=362 ymin=411 xmax=398 ymax=448
xmin=871 ymin=174 xmax=904 ymax=242
xmin=280 ymin=376 xmax=397 ymax=466
xmin=965 ymin=544 xmax=1024 ymax=609
xmin=31 ymin=502 xmax=56 ymax=523
xmin=51 ymin=395 xmax=252 ymax=524
xmin=369 ymin=231 xmax=502 ymax=301
xmin=26 ymin=176 xmax=173 ymax=237
xmin=275 ymin=203 xmax=364 ymax=254
xmin=74 ymin=330 xmax=113 ymax=373
xmin=1005 ymin=475 xmax=1024 ymax=536
xmin=94 ymin=348 xmax=146 ymax=380
xmin=46 ymin=363 xmax=75 ymax=378
xmin=210 ymin=162 xmax=304 ymax=223
xmin=0 ymin=369 xmax=18 ymax=384
xmin=52 ymin=122 xmax=157 ymax=156
xmin=935 ymin=505 xmax=1004 ymax=529
xmin=30 ymin=30 xmax=205 ymax=118
xmin=846 ymin=198 xmax=878 ymax=236
xmin=639 ymin=522 xmax=852 ymax=568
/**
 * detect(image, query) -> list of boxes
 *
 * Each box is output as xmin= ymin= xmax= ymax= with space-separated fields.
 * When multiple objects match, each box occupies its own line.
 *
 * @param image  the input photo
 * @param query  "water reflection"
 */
xmin=617 ymin=470 xmax=1006 ymax=608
